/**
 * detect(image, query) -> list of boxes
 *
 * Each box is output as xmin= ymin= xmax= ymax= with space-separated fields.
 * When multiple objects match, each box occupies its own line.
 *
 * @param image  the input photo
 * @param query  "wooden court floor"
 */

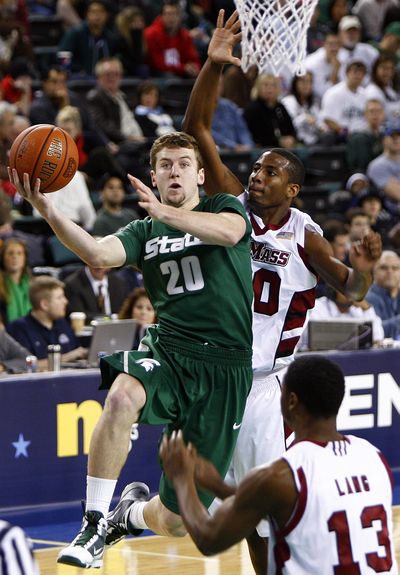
xmin=35 ymin=507 xmax=400 ymax=574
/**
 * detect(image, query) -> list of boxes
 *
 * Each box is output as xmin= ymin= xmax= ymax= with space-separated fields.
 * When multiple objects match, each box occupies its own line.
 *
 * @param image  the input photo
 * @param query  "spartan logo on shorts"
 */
xmin=135 ymin=358 xmax=161 ymax=372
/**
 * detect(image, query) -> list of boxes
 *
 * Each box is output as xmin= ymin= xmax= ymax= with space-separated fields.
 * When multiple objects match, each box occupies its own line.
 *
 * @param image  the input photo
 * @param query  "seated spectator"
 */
xmin=325 ymin=0 xmax=350 ymax=32
xmin=304 ymin=33 xmax=342 ymax=102
xmin=63 ymin=263 xmax=130 ymax=323
xmin=0 ymin=519 xmax=40 ymax=574
xmin=352 ymin=0 xmax=398 ymax=41
xmin=118 ymin=286 xmax=156 ymax=348
xmin=367 ymin=125 xmax=400 ymax=207
xmin=144 ymin=0 xmax=201 ymax=78
xmin=346 ymin=98 xmax=385 ymax=172
xmin=320 ymin=60 xmax=368 ymax=142
xmin=366 ymin=250 xmax=400 ymax=339
xmin=307 ymin=5 xmax=331 ymax=54
xmin=357 ymin=189 xmax=397 ymax=245
xmin=300 ymin=286 xmax=384 ymax=349
xmin=29 ymin=66 xmax=100 ymax=138
xmin=58 ymin=0 xmax=119 ymax=77
xmin=329 ymin=172 xmax=372 ymax=214
xmin=87 ymin=57 xmax=149 ymax=178
xmin=0 ymin=319 xmax=31 ymax=373
xmin=371 ymin=22 xmax=400 ymax=62
xmin=33 ymin=171 xmax=96 ymax=230
xmin=346 ymin=207 xmax=372 ymax=243
xmin=114 ymin=6 xmax=149 ymax=78
xmin=92 ymin=174 xmax=139 ymax=236
xmin=243 ymin=74 xmax=297 ymax=149
xmin=364 ymin=53 xmax=400 ymax=126
xmin=0 ymin=237 xmax=31 ymax=324
xmin=210 ymin=76 xmax=254 ymax=151
xmin=134 ymin=80 xmax=176 ymax=138
xmin=281 ymin=72 xmax=323 ymax=146
xmin=6 ymin=275 xmax=87 ymax=364
xmin=0 ymin=0 xmax=36 ymax=76
xmin=316 ymin=220 xmax=350 ymax=297
xmin=0 ymin=57 xmax=35 ymax=116
xmin=55 ymin=105 xmax=126 ymax=185
xmin=337 ymin=15 xmax=379 ymax=82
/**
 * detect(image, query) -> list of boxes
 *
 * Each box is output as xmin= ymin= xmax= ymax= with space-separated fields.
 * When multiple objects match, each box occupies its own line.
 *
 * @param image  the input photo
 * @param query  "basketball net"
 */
xmin=234 ymin=0 xmax=319 ymax=76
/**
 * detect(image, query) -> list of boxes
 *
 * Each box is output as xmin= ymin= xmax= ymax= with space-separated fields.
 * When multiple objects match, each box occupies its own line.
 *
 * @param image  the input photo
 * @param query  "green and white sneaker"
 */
xmin=105 ymin=482 xmax=150 ymax=547
xmin=57 ymin=510 xmax=107 ymax=568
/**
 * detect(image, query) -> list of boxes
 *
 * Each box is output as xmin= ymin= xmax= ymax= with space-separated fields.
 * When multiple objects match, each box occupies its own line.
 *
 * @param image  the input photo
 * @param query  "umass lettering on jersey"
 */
xmin=251 ymin=240 xmax=290 ymax=266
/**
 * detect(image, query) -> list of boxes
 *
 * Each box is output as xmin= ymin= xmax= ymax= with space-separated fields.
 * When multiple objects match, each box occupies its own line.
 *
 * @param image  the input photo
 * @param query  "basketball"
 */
xmin=9 ymin=124 xmax=79 ymax=193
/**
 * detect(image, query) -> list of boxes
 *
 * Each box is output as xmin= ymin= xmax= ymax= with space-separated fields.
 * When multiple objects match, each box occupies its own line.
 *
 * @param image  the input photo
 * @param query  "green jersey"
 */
xmin=115 ymin=193 xmax=252 ymax=350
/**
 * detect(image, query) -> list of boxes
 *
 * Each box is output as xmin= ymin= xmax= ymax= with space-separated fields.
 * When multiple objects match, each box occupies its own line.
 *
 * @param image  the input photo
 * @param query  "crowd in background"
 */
xmin=1 ymin=0 xmax=400 ymax=370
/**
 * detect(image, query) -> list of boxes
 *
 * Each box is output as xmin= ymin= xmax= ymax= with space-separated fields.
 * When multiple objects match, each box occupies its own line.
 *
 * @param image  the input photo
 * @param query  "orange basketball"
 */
xmin=9 ymin=124 xmax=79 ymax=193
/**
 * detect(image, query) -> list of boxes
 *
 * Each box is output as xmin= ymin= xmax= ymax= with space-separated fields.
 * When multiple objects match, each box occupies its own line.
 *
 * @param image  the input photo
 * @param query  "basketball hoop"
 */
xmin=234 ymin=0 xmax=319 ymax=76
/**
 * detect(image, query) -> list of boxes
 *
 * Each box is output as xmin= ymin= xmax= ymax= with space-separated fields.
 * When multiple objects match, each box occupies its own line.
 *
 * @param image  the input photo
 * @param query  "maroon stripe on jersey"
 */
xmin=378 ymin=451 xmax=394 ymax=490
xmin=279 ymin=466 xmax=308 ymax=537
xmin=249 ymin=209 xmax=291 ymax=235
xmin=282 ymin=287 xmax=316 ymax=331
xmin=297 ymin=243 xmax=319 ymax=278
xmin=275 ymin=336 xmax=300 ymax=358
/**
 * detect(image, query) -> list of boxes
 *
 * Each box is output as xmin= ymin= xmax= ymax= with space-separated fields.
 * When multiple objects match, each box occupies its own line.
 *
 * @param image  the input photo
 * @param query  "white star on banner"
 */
xmin=12 ymin=433 xmax=31 ymax=458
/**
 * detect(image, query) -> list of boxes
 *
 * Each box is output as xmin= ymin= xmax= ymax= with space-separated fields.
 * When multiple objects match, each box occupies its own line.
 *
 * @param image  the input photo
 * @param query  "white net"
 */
xmin=234 ymin=0 xmax=319 ymax=76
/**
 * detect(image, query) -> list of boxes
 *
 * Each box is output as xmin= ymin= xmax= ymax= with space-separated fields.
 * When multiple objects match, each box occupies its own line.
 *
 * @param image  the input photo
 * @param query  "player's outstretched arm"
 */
xmin=183 ymin=10 xmax=244 ymax=198
xmin=305 ymin=230 xmax=382 ymax=301
xmin=8 ymin=168 xmax=126 ymax=268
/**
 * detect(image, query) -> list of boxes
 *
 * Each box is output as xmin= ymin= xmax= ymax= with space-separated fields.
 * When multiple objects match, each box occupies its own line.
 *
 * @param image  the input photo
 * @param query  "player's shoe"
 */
xmin=105 ymin=482 xmax=150 ymax=547
xmin=57 ymin=510 xmax=107 ymax=568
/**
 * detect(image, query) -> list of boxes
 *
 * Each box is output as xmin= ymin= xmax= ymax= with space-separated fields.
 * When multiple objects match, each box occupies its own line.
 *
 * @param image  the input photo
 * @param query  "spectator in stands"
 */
xmin=114 ymin=6 xmax=149 ymax=78
xmin=0 ymin=0 xmax=35 ymax=75
xmin=118 ymin=286 xmax=156 ymax=349
xmin=56 ymin=0 xmax=85 ymax=30
xmin=0 ymin=237 xmax=31 ymax=324
xmin=346 ymin=98 xmax=385 ymax=172
xmin=64 ymin=262 xmax=131 ymax=323
xmin=329 ymin=172 xmax=372 ymax=214
xmin=243 ymin=74 xmax=297 ymax=149
xmin=366 ymin=250 xmax=400 ymax=339
xmin=58 ymin=0 xmax=119 ymax=77
xmin=364 ymin=53 xmax=400 ymax=126
xmin=210 ymin=76 xmax=254 ymax=151
xmin=0 ymin=319 xmax=31 ymax=373
xmin=55 ymin=105 xmax=126 ymax=185
xmin=87 ymin=57 xmax=149 ymax=178
xmin=320 ymin=60 xmax=367 ymax=142
xmin=300 ymin=285 xmax=384 ymax=350
xmin=6 ymin=275 xmax=87 ymax=364
xmin=367 ymin=125 xmax=400 ymax=206
xmin=304 ymin=33 xmax=342 ymax=102
xmin=134 ymin=80 xmax=176 ymax=138
xmin=281 ymin=72 xmax=323 ymax=146
xmin=92 ymin=174 xmax=139 ymax=236
xmin=0 ymin=57 xmax=35 ymax=116
xmin=307 ymin=5 xmax=331 ymax=54
xmin=33 ymin=171 xmax=96 ymax=230
xmin=357 ymin=189 xmax=397 ymax=245
xmin=220 ymin=63 xmax=257 ymax=110
xmin=144 ymin=0 xmax=201 ymax=78
xmin=322 ymin=220 xmax=350 ymax=262
xmin=325 ymin=0 xmax=350 ymax=32
xmin=372 ymin=22 xmax=400 ymax=62
xmin=352 ymin=0 xmax=398 ymax=41
xmin=29 ymin=66 xmax=98 ymax=137
xmin=346 ymin=207 xmax=372 ymax=242
xmin=337 ymin=15 xmax=378 ymax=81
xmin=0 ymin=101 xmax=17 ymax=196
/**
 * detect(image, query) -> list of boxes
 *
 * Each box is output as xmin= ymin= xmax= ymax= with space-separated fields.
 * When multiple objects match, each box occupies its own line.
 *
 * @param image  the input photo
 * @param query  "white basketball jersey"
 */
xmin=238 ymin=193 xmax=322 ymax=374
xmin=269 ymin=436 xmax=397 ymax=575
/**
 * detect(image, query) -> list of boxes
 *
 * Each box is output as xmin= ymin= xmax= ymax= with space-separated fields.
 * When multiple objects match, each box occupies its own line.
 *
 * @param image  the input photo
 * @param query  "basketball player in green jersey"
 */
xmin=8 ymin=132 xmax=253 ymax=569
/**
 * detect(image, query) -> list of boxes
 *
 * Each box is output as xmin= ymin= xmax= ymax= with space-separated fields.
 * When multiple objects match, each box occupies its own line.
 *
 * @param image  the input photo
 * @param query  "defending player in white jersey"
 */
xmin=183 ymin=10 xmax=382 ymax=575
xmin=160 ymin=355 xmax=398 ymax=575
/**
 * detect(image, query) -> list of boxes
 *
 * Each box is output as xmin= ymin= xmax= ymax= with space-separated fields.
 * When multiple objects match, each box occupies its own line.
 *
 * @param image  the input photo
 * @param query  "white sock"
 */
xmin=85 ymin=476 xmax=118 ymax=518
xmin=127 ymin=501 xmax=148 ymax=530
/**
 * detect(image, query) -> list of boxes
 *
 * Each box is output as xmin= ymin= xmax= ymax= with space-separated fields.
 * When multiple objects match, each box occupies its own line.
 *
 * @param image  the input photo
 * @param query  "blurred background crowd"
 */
xmin=1 ymin=0 xmax=400 ymax=370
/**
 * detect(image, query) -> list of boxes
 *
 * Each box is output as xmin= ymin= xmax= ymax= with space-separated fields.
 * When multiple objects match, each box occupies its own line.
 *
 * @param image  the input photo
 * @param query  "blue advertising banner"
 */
xmin=0 ymin=348 xmax=399 ymax=515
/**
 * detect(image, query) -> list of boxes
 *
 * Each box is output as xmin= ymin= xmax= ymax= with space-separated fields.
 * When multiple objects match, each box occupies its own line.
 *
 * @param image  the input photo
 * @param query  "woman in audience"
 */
xmin=0 ymin=319 xmax=30 ymax=374
xmin=114 ymin=6 xmax=149 ymax=78
xmin=134 ymin=80 xmax=176 ymax=138
xmin=281 ymin=72 xmax=323 ymax=146
xmin=118 ymin=287 xmax=156 ymax=349
xmin=0 ymin=237 xmax=31 ymax=324
xmin=364 ymin=53 xmax=400 ymax=126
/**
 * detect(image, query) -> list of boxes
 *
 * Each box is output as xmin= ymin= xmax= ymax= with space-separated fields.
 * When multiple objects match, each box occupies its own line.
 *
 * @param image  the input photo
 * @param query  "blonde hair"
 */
xmin=251 ymin=74 xmax=281 ymax=100
xmin=55 ymin=105 xmax=82 ymax=131
xmin=29 ymin=275 xmax=65 ymax=310
xmin=115 ymin=6 xmax=144 ymax=43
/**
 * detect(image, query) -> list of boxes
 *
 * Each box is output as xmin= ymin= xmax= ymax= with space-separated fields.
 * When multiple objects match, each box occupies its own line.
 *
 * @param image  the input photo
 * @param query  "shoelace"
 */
xmin=75 ymin=512 xmax=104 ymax=546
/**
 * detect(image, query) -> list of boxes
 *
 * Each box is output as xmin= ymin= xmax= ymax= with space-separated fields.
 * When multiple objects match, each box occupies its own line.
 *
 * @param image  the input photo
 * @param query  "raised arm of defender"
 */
xmin=183 ymin=10 xmax=244 ymax=197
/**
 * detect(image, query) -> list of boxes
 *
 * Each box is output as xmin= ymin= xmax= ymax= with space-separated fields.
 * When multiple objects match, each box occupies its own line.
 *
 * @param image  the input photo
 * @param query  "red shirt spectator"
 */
xmin=144 ymin=0 xmax=201 ymax=78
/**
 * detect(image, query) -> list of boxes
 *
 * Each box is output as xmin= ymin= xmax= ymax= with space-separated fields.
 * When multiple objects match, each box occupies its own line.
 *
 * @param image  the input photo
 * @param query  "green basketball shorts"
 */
xmin=100 ymin=327 xmax=252 ymax=514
